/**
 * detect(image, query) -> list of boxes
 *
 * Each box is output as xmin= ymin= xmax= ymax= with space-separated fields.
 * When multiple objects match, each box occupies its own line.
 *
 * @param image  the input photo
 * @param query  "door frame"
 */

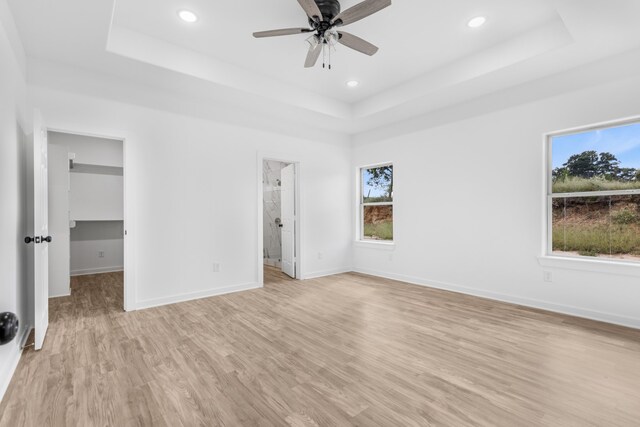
xmin=257 ymin=152 xmax=302 ymax=286
xmin=46 ymin=127 xmax=134 ymax=312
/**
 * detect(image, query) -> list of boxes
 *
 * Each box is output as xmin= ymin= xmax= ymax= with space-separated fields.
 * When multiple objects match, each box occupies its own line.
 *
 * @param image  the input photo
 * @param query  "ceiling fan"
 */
xmin=253 ymin=0 xmax=392 ymax=69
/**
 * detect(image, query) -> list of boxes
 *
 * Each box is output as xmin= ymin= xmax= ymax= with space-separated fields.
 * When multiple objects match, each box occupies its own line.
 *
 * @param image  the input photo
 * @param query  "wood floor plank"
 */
xmin=1 ymin=268 xmax=639 ymax=426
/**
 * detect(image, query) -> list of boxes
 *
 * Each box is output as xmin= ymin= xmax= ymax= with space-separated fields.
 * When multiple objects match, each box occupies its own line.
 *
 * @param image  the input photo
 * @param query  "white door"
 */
xmin=32 ymin=110 xmax=50 ymax=350
xmin=280 ymin=164 xmax=296 ymax=278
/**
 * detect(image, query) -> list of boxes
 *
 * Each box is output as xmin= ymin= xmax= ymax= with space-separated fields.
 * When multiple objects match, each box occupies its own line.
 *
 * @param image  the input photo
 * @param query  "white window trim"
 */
xmin=542 ymin=116 xmax=640 ymax=273
xmin=537 ymin=255 xmax=640 ymax=277
xmin=354 ymin=240 xmax=396 ymax=250
xmin=357 ymin=162 xmax=394 ymax=245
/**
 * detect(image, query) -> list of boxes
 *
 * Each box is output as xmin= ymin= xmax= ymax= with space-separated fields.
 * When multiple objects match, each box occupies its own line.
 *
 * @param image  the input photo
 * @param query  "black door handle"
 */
xmin=24 ymin=236 xmax=52 ymax=244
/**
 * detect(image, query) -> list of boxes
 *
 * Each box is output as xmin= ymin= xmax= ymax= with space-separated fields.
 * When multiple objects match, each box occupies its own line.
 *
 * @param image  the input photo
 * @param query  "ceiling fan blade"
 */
xmin=253 ymin=28 xmax=313 ymax=38
xmin=297 ymin=0 xmax=323 ymax=20
xmin=304 ymin=43 xmax=323 ymax=68
xmin=338 ymin=32 xmax=379 ymax=56
xmin=332 ymin=0 xmax=391 ymax=26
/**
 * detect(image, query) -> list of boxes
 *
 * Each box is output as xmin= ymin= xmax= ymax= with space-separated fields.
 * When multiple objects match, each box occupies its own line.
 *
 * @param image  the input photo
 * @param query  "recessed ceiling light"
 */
xmin=346 ymin=80 xmax=359 ymax=88
xmin=178 ymin=10 xmax=198 ymax=23
xmin=467 ymin=16 xmax=486 ymax=28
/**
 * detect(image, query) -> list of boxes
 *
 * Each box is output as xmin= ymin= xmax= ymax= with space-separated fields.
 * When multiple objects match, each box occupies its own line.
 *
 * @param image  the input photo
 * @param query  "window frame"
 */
xmin=544 ymin=117 xmax=640 ymax=264
xmin=358 ymin=162 xmax=394 ymax=244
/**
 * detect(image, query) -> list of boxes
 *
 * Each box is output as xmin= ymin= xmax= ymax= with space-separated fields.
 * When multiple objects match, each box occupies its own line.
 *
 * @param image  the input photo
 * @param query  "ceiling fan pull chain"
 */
xmin=322 ymin=42 xmax=326 ymax=69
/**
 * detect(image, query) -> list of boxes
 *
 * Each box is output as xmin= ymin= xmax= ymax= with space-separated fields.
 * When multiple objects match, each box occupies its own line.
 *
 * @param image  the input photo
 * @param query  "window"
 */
xmin=360 ymin=164 xmax=393 ymax=241
xmin=547 ymin=120 xmax=640 ymax=262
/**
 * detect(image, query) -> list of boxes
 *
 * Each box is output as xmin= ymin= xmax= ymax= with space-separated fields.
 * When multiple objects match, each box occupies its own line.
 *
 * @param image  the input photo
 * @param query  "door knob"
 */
xmin=24 ymin=236 xmax=52 ymax=244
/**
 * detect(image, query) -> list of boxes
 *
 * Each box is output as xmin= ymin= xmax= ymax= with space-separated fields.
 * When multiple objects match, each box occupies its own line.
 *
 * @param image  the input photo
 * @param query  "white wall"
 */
xmin=31 ymin=62 xmax=640 ymax=327
xmin=30 ymin=85 xmax=353 ymax=309
xmin=70 ymin=221 xmax=124 ymax=276
xmin=69 ymin=173 xmax=123 ymax=221
xmin=352 ymin=74 xmax=640 ymax=329
xmin=0 ymin=0 xmax=30 ymax=401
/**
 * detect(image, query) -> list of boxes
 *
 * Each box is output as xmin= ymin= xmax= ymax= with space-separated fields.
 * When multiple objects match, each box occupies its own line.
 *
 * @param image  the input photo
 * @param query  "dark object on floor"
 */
xmin=0 ymin=312 xmax=19 ymax=345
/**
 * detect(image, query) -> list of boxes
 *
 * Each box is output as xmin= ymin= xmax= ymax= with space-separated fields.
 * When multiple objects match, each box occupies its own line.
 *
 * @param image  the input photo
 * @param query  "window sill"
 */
xmin=537 ymin=255 xmax=640 ymax=277
xmin=354 ymin=240 xmax=396 ymax=250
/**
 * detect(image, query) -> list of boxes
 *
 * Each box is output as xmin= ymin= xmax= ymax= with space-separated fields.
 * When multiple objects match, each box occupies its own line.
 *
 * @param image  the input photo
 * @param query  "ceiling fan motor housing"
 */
xmin=309 ymin=0 xmax=341 ymax=24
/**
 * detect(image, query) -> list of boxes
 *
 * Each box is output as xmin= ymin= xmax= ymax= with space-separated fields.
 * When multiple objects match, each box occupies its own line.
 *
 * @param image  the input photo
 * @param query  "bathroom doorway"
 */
xmin=261 ymin=158 xmax=300 ymax=283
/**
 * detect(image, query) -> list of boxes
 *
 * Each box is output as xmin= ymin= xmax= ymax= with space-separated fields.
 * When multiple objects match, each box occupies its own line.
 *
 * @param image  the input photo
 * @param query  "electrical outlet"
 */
xmin=98 ymin=251 xmax=105 ymax=258
xmin=543 ymin=271 xmax=553 ymax=283
xmin=318 ymin=252 xmax=323 ymax=260
xmin=213 ymin=263 xmax=220 ymax=273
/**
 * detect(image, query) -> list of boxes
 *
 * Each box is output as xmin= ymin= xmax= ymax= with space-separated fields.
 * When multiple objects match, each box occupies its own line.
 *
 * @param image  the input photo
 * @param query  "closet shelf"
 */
xmin=70 ymin=163 xmax=123 ymax=176
xmin=72 ymin=219 xmax=124 ymax=222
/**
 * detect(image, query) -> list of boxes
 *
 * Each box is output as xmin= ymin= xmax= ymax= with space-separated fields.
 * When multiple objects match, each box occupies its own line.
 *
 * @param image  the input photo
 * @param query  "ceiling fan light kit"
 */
xmin=253 ymin=0 xmax=392 ymax=69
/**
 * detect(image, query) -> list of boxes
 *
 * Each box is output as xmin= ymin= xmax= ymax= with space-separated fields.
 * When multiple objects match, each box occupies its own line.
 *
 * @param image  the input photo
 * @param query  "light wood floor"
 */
xmin=1 ymin=268 xmax=639 ymax=426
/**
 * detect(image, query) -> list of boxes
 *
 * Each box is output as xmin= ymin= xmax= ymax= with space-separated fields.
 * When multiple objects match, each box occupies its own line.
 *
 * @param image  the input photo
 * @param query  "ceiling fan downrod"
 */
xmin=322 ymin=41 xmax=332 ymax=70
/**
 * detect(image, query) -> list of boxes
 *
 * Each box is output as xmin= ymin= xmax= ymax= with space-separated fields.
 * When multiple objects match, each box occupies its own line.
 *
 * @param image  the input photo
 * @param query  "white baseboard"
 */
xmin=0 ymin=325 xmax=31 ymax=404
xmin=301 ymin=267 xmax=353 ymax=280
xmin=135 ymin=282 xmax=261 ymax=310
xmin=49 ymin=292 xmax=71 ymax=298
xmin=353 ymin=268 xmax=640 ymax=330
xmin=70 ymin=266 xmax=124 ymax=276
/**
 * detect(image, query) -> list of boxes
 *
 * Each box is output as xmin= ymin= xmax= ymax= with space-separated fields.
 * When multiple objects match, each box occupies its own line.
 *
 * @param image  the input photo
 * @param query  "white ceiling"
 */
xmin=111 ymin=0 xmax=558 ymax=103
xmin=8 ymin=0 xmax=640 ymax=134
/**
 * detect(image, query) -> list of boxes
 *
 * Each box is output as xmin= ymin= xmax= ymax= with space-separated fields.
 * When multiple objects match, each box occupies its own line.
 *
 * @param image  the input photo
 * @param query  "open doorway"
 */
xmin=261 ymin=159 xmax=300 ymax=285
xmin=47 ymin=131 xmax=125 ymax=311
